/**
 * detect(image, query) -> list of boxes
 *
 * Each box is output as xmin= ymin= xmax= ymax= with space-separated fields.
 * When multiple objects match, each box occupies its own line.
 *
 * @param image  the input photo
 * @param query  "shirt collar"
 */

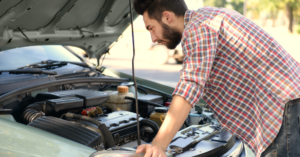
xmin=184 ymin=10 xmax=194 ymax=28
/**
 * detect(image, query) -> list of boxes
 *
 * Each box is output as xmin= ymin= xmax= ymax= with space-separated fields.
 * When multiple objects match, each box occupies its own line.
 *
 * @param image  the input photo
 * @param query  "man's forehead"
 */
xmin=143 ymin=11 xmax=150 ymax=28
xmin=143 ymin=11 xmax=156 ymax=30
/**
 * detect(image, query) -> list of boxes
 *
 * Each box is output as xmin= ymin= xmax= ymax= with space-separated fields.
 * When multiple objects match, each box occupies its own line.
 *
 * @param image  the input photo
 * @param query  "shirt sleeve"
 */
xmin=173 ymin=24 xmax=218 ymax=107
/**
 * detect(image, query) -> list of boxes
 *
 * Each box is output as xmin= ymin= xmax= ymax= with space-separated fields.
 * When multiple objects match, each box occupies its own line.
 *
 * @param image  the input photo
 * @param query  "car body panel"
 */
xmin=0 ymin=116 xmax=95 ymax=157
xmin=0 ymin=114 xmax=16 ymax=122
xmin=0 ymin=0 xmax=138 ymax=63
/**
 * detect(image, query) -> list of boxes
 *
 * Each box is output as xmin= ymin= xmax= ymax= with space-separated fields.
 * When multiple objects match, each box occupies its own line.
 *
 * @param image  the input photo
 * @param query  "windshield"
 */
xmin=0 ymin=45 xmax=82 ymax=70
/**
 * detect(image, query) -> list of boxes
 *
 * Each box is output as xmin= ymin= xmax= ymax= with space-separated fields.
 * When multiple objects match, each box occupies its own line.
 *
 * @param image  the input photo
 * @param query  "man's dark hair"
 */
xmin=134 ymin=0 xmax=188 ymax=22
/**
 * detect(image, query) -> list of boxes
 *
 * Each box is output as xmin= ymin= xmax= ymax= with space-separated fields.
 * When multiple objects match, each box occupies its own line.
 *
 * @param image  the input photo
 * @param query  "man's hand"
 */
xmin=136 ymin=143 xmax=166 ymax=157
xmin=135 ymin=95 xmax=191 ymax=157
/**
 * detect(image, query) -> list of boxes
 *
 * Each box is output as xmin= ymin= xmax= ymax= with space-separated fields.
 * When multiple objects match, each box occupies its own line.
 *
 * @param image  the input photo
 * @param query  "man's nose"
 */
xmin=151 ymin=33 xmax=157 ymax=43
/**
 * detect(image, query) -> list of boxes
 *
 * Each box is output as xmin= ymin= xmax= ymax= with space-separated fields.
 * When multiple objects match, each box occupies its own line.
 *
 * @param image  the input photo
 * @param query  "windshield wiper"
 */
xmin=0 ymin=68 xmax=57 ymax=75
xmin=18 ymin=60 xmax=90 ymax=69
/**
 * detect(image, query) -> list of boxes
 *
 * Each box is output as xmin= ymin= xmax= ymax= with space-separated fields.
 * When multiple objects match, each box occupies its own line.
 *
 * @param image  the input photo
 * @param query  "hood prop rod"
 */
xmin=18 ymin=27 xmax=34 ymax=42
xmin=129 ymin=0 xmax=141 ymax=146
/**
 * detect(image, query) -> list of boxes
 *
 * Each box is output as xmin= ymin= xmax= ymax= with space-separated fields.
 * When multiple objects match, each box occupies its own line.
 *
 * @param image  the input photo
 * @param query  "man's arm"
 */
xmin=136 ymin=95 xmax=191 ymax=157
xmin=136 ymin=24 xmax=218 ymax=157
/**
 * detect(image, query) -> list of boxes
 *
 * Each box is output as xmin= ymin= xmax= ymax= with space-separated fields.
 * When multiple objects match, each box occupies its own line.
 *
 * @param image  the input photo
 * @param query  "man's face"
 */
xmin=143 ymin=11 xmax=182 ymax=49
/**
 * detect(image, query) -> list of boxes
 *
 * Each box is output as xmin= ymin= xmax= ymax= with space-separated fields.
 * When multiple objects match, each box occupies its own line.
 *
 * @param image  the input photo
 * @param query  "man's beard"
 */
xmin=159 ymin=22 xmax=182 ymax=49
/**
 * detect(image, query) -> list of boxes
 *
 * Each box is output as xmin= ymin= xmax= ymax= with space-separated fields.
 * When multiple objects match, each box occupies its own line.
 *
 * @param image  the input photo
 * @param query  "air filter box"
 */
xmin=35 ymin=89 xmax=109 ymax=108
xmin=45 ymin=97 xmax=83 ymax=114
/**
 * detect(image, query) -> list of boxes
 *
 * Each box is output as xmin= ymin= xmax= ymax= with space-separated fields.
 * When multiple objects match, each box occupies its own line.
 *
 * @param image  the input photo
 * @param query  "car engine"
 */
xmin=21 ymin=89 xmax=159 ymax=150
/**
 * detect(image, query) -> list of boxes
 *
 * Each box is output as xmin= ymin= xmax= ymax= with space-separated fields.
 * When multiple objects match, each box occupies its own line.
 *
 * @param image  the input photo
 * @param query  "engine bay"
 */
xmin=19 ymin=88 xmax=160 ymax=150
xmin=0 ymin=77 xmax=247 ymax=156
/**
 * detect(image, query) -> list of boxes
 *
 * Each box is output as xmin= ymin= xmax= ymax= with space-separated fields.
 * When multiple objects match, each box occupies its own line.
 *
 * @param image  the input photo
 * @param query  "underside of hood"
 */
xmin=0 ymin=0 xmax=137 ymax=62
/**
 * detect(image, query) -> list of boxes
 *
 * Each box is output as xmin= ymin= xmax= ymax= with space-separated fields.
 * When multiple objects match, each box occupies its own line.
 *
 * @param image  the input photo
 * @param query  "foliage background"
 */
xmin=203 ymin=0 xmax=300 ymax=33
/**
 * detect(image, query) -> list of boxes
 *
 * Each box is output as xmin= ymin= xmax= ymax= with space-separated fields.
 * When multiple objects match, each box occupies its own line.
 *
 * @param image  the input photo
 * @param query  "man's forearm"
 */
xmin=151 ymin=95 xmax=192 ymax=150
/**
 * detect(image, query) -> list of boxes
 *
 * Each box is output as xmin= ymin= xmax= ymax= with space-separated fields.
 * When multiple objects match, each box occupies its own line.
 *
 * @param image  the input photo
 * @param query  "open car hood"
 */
xmin=0 ymin=0 xmax=137 ymax=62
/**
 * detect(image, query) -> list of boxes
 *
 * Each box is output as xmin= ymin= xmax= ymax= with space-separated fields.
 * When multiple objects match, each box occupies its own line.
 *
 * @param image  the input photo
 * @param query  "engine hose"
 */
xmin=61 ymin=113 xmax=115 ymax=149
xmin=100 ymin=106 xmax=112 ymax=114
xmin=140 ymin=119 xmax=159 ymax=142
xmin=22 ymin=102 xmax=45 ymax=124
xmin=184 ymin=120 xmax=190 ymax=127
xmin=137 ymin=86 xmax=148 ymax=95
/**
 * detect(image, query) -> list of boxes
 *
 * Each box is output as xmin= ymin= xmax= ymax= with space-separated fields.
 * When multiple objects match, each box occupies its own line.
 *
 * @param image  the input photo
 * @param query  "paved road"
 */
xmin=88 ymin=26 xmax=300 ymax=88
xmin=89 ymin=51 xmax=182 ymax=87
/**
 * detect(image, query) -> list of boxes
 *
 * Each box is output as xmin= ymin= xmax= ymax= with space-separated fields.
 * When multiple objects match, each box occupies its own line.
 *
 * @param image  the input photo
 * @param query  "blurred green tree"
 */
xmin=247 ymin=0 xmax=261 ymax=19
xmin=203 ymin=0 xmax=246 ymax=16
xmin=203 ymin=0 xmax=227 ymax=8
xmin=228 ymin=0 xmax=244 ymax=15
xmin=205 ymin=0 xmax=300 ymax=33
xmin=284 ymin=0 xmax=300 ymax=33
xmin=254 ymin=0 xmax=299 ymax=32
xmin=260 ymin=0 xmax=284 ymax=27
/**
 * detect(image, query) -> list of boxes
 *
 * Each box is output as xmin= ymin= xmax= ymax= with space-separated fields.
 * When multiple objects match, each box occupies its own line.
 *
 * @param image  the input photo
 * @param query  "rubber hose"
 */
xmin=184 ymin=120 xmax=190 ymax=127
xmin=98 ymin=123 xmax=115 ymax=148
xmin=22 ymin=103 xmax=45 ymax=124
xmin=99 ymin=84 xmax=112 ymax=91
xmin=100 ymin=106 xmax=112 ymax=114
xmin=140 ymin=119 xmax=159 ymax=142
xmin=23 ymin=110 xmax=36 ymax=121
xmin=62 ymin=113 xmax=115 ymax=149
xmin=26 ymin=103 xmax=44 ymax=111
xmin=137 ymin=86 xmax=148 ymax=94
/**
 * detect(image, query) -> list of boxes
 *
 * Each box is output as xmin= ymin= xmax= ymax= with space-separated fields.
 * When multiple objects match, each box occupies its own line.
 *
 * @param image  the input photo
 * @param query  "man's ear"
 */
xmin=162 ymin=11 xmax=172 ymax=24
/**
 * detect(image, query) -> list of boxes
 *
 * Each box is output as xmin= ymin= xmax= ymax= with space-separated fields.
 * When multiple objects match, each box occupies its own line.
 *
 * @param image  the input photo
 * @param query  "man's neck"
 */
xmin=170 ymin=16 xmax=185 ymax=35
xmin=178 ymin=16 xmax=185 ymax=34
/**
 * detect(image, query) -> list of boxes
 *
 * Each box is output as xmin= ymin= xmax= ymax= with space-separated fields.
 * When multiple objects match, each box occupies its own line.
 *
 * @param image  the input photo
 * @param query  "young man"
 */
xmin=134 ymin=0 xmax=300 ymax=157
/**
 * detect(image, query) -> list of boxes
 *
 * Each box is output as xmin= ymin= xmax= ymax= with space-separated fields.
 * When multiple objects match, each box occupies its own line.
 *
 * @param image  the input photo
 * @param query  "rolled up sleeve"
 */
xmin=173 ymin=24 xmax=218 ymax=107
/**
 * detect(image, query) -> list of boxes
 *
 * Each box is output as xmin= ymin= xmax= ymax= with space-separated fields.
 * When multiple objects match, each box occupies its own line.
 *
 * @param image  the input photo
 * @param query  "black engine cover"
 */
xmin=35 ymin=89 xmax=109 ymax=114
xmin=68 ymin=111 xmax=144 ymax=145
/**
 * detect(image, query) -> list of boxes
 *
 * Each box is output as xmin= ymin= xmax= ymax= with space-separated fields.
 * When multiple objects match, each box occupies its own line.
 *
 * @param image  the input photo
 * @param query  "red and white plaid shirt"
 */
xmin=173 ymin=7 xmax=300 ymax=156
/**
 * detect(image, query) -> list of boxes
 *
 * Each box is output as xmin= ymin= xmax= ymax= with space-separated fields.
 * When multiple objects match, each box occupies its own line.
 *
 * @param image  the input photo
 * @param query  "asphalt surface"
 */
xmin=89 ymin=51 xmax=182 ymax=88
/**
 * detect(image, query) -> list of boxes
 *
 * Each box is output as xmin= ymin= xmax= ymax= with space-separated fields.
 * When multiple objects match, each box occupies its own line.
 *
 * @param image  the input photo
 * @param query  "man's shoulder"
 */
xmin=188 ymin=6 xmax=242 ymax=22
xmin=183 ymin=8 xmax=222 ymax=34
xmin=184 ymin=7 xmax=243 ymax=34
xmin=196 ymin=6 xmax=242 ymax=16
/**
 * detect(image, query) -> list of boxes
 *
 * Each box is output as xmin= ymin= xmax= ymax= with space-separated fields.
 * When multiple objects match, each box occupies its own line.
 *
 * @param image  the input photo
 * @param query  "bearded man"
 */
xmin=134 ymin=0 xmax=300 ymax=157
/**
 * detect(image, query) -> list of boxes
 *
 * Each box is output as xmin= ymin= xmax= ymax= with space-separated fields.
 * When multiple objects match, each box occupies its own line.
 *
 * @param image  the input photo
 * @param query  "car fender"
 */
xmin=0 ymin=116 xmax=95 ymax=157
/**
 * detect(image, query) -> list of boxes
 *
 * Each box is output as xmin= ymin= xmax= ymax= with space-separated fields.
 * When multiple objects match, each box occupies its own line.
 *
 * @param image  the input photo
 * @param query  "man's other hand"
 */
xmin=136 ymin=143 xmax=167 ymax=157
